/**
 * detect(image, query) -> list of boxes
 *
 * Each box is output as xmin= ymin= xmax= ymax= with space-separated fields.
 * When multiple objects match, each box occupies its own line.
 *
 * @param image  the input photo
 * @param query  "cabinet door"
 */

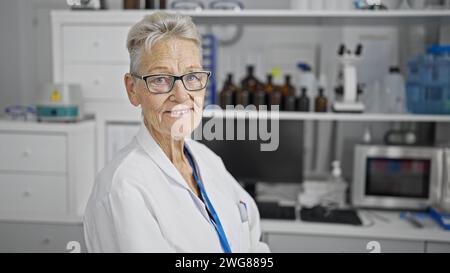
xmin=0 ymin=222 xmax=86 ymax=253
xmin=62 ymin=26 xmax=130 ymax=63
xmin=0 ymin=173 xmax=66 ymax=214
xmin=425 ymin=242 xmax=450 ymax=253
xmin=63 ymin=64 xmax=129 ymax=100
xmin=0 ymin=133 xmax=66 ymax=173
xmin=265 ymin=233 xmax=425 ymax=253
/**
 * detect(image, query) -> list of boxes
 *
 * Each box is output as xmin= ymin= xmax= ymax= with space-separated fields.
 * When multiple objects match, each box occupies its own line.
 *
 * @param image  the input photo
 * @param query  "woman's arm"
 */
xmin=84 ymin=181 xmax=175 ymax=253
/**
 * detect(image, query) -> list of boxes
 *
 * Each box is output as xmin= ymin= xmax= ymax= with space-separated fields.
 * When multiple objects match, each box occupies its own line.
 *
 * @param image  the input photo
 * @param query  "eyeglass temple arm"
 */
xmin=130 ymin=73 xmax=144 ymax=80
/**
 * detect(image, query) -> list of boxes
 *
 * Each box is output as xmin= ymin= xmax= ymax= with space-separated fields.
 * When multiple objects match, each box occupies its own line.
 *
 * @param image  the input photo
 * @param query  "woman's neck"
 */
xmin=144 ymin=120 xmax=186 ymax=165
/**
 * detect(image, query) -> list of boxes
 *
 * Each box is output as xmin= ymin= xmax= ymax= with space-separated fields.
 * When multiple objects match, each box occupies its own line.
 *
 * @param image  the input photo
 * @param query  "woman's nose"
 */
xmin=171 ymin=80 xmax=190 ymax=102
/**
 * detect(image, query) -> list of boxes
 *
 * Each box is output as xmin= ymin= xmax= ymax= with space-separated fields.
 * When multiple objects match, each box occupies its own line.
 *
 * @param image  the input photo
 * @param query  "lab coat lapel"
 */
xmin=184 ymin=141 xmax=232 ymax=218
xmin=135 ymin=122 xmax=190 ymax=190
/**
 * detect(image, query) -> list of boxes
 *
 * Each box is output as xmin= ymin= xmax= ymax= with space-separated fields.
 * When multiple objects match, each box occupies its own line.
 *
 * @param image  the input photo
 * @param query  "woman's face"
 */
xmin=125 ymin=38 xmax=205 ymax=140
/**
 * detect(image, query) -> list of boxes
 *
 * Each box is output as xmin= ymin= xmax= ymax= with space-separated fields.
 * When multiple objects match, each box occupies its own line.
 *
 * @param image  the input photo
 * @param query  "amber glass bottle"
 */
xmin=124 ymin=0 xmax=140 ymax=9
xmin=241 ymin=65 xmax=260 ymax=106
xmin=297 ymin=87 xmax=310 ymax=112
xmin=314 ymin=87 xmax=328 ymax=112
xmin=281 ymin=75 xmax=296 ymax=111
xmin=219 ymin=74 xmax=238 ymax=109
xmin=266 ymin=75 xmax=282 ymax=111
xmin=241 ymin=65 xmax=259 ymax=93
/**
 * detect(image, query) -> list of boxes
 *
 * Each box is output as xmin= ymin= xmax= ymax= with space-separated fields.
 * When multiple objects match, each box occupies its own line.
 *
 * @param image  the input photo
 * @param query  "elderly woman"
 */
xmin=83 ymin=11 xmax=269 ymax=253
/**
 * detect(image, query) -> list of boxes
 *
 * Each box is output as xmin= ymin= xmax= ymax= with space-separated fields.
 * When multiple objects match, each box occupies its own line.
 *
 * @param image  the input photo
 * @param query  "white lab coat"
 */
xmin=83 ymin=122 xmax=270 ymax=253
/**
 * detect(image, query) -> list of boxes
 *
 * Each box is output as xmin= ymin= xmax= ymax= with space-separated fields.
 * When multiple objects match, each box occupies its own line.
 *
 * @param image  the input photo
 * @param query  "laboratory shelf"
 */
xmin=202 ymin=109 xmax=450 ymax=122
xmin=52 ymin=10 xmax=450 ymax=25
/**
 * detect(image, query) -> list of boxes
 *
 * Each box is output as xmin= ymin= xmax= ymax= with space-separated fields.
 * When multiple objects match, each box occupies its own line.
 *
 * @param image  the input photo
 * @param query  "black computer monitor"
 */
xmin=198 ymin=117 xmax=303 ymax=186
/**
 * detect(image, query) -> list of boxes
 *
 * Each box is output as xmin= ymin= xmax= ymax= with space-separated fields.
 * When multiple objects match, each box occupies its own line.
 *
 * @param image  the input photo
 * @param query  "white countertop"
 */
xmin=261 ymin=210 xmax=450 ymax=243
xmin=0 ymin=213 xmax=83 ymax=225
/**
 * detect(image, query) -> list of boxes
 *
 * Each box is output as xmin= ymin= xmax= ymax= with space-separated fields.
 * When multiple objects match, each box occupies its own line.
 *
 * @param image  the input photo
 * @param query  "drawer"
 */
xmin=0 ymin=173 xmax=67 ymax=214
xmin=62 ymin=25 xmax=130 ymax=63
xmin=266 ymin=233 xmax=425 ymax=253
xmin=0 ymin=221 xmax=85 ymax=253
xmin=425 ymin=242 xmax=450 ymax=253
xmin=63 ymin=64 xmax=129 ymax=100
xmin=0 ymin=133 xmax=66 ymax=173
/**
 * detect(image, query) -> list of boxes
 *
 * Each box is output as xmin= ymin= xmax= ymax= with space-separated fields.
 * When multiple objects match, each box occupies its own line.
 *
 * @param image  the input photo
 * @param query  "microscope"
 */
xmin=333 ymin=44 xmax=365 ymax=113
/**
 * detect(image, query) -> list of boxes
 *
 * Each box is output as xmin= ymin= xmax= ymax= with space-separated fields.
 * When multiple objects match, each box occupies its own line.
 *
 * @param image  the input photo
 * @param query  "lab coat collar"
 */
xmin=135 ymin=122 xmax=191 ymax=191
xmin=135 ymin=122 xmax=214 ymax=223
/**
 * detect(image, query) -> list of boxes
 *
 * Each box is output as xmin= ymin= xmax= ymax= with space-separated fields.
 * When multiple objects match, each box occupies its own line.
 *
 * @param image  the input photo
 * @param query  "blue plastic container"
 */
xmin=406 ymin=45 xmax=450 ymax=114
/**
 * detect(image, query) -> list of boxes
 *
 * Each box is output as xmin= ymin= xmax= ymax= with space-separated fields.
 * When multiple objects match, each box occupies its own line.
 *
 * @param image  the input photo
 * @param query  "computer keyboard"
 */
xmin=256 ymin=201 xmax=297 ymax=220
xmin=300 ymin=205 xmax=362 ymax=226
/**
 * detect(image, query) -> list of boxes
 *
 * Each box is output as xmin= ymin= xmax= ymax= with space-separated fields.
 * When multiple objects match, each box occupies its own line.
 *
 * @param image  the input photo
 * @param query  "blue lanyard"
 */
xmin=184 ymin=147 xmax=232 ymax=253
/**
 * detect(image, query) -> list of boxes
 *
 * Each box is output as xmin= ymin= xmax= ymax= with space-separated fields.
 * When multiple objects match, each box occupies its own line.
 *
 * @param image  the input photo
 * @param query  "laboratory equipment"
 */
xmin=123 ymin=0 xmax=140 ymax=9
xmin=4 ymin=105 xmax=36 ymax=121
xmin=300 ymin=206 xmax=362 ymax=226
xmin=67 ymin=0 xmax=107 ymax=9
xmin=199 ymin=118 xmax=304 ymax=195
xmin=333 ymin=44 xmax=365 ymax=113
xmin=314 ymin=87 xmax=328 ymax=112
xmin=266 ymin=75 xmax=282 ymax=111
xmin=352 ymin=144 xmax=444 ymax=210
xmin=202 ymin=34 xmax=217 ymax=106
xmin=406 ymin=45 xmax=450 ymax=114
xmin=219 ymin=74 xmax=238 ymax=109
xmin=170 ymin=0 xmax=203 ymax=10
xmin=35 ymin=83 xmax=84 ymax=122
xmin=297 ymin=161 xmax=347 ymax=209
xmin=297 ymin=88 xmax=310 ymax=112
xmin=297 ymin=62 xmax=317 ymax=99
xmin=281 ymin=75 xmax=296 ymax=111
xmin=382 ymin=66 xmax=407 ymax=114
xmin=209 ymin=0 xmax=243 ymax=10
xmin=435 ymin=148 xmax=450 ymax=213
xmin=145 ymin=0 xmax=167 ymax=9
xmin=255 ymin=201 xmax=296 ymax=220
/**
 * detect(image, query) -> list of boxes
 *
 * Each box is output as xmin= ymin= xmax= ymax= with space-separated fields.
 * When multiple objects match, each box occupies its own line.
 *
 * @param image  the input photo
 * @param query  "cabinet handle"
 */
xmin=23 ymin=189 xmax=32 ymax=197
xmin=42 ymin=237 xmax=51 ymax=244
xmin=22 ymin=149 xmax=32 ymax=157
xmin=92 ymin=41 xmax=100 ymax=48
xmin=93 ymin=78 xmax=101 ymax=85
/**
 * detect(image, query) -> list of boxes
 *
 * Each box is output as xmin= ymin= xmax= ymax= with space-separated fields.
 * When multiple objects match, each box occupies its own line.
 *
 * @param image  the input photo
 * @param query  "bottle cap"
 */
xmin=297 ymin=63 xmax=311 ymax=72
xmin=389 ymin=66 xmax=400 ymax=73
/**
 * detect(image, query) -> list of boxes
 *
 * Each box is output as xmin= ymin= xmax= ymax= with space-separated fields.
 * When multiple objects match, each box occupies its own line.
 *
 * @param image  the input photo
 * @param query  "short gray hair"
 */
xmin=126 ymin=11 xmax=202 ymax=74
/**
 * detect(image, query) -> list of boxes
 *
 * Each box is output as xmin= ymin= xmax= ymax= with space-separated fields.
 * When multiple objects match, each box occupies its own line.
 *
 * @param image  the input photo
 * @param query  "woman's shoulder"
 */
xmin=91 ymin=138 xmax=156 ymax=200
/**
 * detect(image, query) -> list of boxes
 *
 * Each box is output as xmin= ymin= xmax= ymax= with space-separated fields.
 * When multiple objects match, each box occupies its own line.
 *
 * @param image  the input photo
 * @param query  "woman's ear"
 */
xmin=124 ymin=73 xmax=140 ymax=107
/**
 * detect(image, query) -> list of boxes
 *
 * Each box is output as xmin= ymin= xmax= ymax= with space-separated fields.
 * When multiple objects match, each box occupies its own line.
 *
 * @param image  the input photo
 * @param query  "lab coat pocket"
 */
xmin=237 ymin=201 xmax=251 ymax=252
xmin=239 ymin=221 xmax=251 ymax=252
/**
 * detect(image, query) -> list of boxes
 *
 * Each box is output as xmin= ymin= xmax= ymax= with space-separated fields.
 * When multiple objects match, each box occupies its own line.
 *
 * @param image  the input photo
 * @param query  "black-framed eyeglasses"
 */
xmin=131 ymin=71 xmax=211 ymax=94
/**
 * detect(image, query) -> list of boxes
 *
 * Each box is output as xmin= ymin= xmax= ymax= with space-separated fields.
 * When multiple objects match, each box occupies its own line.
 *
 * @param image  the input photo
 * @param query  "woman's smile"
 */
xmin=164 ymin=107 xmax=194 ymax=118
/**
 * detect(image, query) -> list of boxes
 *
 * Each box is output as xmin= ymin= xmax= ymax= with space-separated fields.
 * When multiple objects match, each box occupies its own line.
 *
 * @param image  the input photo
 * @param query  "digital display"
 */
xmin=365 ymin=158 xmax=431 ymax=198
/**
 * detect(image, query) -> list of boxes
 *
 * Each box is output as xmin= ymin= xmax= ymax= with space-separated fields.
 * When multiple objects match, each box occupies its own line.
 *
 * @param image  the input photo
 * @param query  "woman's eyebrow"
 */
xmin=145 ymin=66 xmax=172 ymax=74
xmin=185 ymin=65 xmax=203 ymax=72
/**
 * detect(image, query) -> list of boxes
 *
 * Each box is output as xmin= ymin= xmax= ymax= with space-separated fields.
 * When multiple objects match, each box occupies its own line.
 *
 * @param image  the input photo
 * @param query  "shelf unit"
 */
xmin=51 ymin=9 xmax=450 ymax=169
xmin=52 ymin=9 xmax=450 ymax=25
xmin=203 ymin=109 xmax=450 ymax=122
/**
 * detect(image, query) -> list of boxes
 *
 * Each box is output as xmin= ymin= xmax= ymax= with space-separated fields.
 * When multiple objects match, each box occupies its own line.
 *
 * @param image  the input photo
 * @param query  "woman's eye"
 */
xmin=186 ymin=74 xmax=199 ymax=82
xmin=151 ymin=77 xmax=169 ymax=85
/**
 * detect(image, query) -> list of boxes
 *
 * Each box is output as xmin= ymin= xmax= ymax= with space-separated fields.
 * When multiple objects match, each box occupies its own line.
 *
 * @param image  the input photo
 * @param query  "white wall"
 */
xmin=0 ymin=0 xmax=124 ymax=117
xmin=0 ymin=1 xmax=22 ymax=115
